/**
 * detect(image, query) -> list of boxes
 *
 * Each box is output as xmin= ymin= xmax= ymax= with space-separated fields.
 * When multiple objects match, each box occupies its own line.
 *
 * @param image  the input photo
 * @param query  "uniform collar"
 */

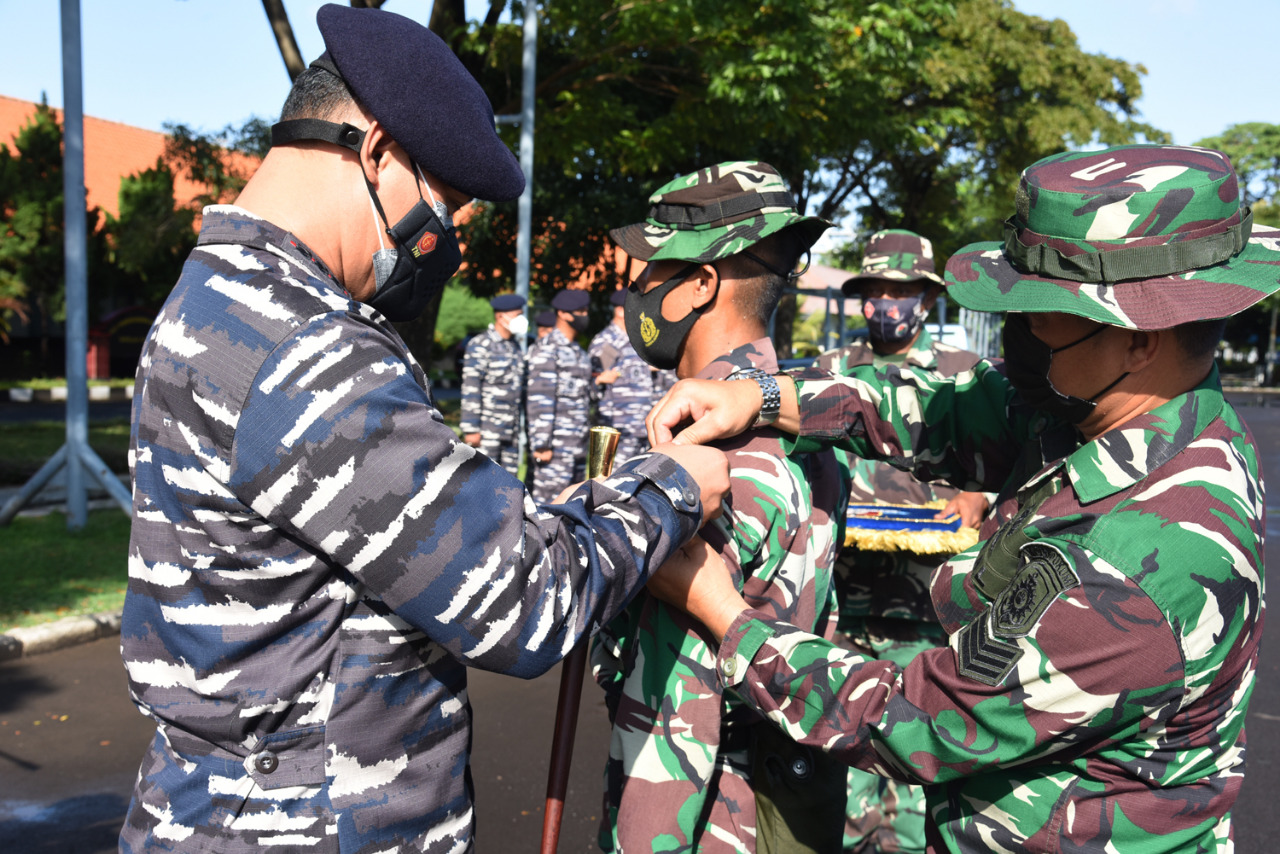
xmin=841 ymin=326 xmax=939 ymax=369
xmin=695 ymin=337 xmax=779 ymax=381
xmin=1025 ymin=364 xmax=1227 ymax=504
xmin=196 ymin=205 xmax=339 ymax=287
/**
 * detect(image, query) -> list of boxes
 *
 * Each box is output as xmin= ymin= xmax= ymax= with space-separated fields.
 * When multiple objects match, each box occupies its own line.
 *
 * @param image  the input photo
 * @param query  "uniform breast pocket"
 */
xmin=559 ymin=371 xmax=587 ymax=398
xmin=489 ymin=356 xmax=520 ymax=386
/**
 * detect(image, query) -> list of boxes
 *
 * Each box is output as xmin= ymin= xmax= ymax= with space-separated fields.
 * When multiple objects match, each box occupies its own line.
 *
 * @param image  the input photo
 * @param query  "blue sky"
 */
xmin=1 ymin=1 xmax=1273 ymax=148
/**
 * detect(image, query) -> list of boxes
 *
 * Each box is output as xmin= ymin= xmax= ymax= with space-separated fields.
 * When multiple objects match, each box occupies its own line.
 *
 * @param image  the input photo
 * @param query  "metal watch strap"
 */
xmin=739 ymin=370 xmax=781 ymax=428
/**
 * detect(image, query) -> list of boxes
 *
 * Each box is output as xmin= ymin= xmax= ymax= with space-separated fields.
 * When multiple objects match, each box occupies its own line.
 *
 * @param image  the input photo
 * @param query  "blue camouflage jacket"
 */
xmin=120 ymin=206 xmax=702 ymax=853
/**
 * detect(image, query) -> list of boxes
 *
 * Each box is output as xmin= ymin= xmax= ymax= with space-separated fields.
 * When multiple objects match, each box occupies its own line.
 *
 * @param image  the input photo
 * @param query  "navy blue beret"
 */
xmin=551 ymin=289 xmax=590 ymax=312
xmin=609 ymin=289 xmax=626 ymax=307
xmin=316 ymin=4 xmax=524 ymax=202
xmin=535 ymin=309 xmax=556 ymax=327
xmin=490 ymin=294 xmax=525 ymax=311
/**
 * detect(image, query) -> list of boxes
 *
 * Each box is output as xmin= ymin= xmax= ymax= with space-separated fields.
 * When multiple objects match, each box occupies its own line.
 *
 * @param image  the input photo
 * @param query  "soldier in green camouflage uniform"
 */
xmin=817 ymin=230 xmax=987 ymax=853
xmin=645 ymin=144 xmax=1279 ymax=853
xmin=594 ymin=162 xmax=847 ymax=853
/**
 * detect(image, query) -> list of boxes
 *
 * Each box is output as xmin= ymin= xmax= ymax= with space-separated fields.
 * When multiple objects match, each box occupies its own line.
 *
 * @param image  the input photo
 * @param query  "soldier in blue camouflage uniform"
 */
xmin=816 ymin=230 xmax=987 ymax=853
xmin=590 ymin=289 xmax=657 ymax=462
xmin=594 ymin=161 xmax=847 ymax=853
xmin=461 ymin=293 xmax=527 ymax=476
xmin=646 ymin=144 xmax=1280 ymax=853
xmin=527 ymin=288 xmax=593 ymax=502
xmin=118 ymin=7 xmax=729 ymax=853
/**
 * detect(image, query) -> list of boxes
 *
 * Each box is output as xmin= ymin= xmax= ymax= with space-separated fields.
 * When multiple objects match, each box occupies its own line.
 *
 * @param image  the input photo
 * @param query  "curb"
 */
xmin=0 ymin=610 xmax=122 ymax=662
xmin=3 ymin=386 xmax=132 ymax=403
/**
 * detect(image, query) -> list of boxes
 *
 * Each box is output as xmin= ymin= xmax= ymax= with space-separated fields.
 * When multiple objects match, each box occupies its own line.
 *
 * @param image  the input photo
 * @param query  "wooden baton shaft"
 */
xmin=539 ymin=427 xmax=620 ymax=854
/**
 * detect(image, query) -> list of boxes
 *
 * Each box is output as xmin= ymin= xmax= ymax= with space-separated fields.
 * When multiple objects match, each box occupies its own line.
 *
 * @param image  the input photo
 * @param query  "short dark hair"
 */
xmin=719 ymin=230 xmax=802 ymax=326
xmin=1172 ymin=317 xmax=1227 ymax=363
xmin=279 ymin=66 xmax=359 ymax=123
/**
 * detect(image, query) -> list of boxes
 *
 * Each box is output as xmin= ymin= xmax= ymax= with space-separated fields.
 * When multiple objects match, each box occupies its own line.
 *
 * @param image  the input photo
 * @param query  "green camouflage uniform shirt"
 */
xmin=714 ymin=360 xmax=1264 ymax=853
xmin=592 ymin=338 xmax=847 ymax=853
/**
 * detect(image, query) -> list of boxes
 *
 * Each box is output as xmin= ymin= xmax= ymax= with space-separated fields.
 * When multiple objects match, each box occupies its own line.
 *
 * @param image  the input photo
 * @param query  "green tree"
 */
xmin=826 ymin=0 xmax=1166 ymax=264
xmin=105 ymin=159 xmax=197 ymax=308
xmin=1195 ymin=123 xmax=1280 ymax=380
xmin=0 ymin=98 xmax=109 ymax=363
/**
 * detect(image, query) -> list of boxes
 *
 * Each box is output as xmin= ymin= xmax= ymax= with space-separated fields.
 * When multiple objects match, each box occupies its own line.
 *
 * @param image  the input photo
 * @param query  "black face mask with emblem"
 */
xmin=624 ymin=264 xmax=704 ymax=371
xmin=269 ymin=117 xmax=462 ymax=323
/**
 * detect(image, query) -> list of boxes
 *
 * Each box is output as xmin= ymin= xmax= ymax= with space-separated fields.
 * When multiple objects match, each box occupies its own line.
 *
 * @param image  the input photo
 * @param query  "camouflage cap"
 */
xmin=609 ymin=161 xmax=832 ymax=264
xmin=841 ymin=229 xmax=943 ymax=295
xmin=946 ymin=144 xmax=1280 ymax=330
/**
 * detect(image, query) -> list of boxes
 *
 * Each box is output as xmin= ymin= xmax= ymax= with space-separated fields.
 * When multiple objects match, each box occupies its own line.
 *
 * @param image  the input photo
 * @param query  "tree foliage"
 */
xmin=0 ymin=98 xmax=109 ymax=349
xmin=452 ymin=0 xmax=1163 ymax=310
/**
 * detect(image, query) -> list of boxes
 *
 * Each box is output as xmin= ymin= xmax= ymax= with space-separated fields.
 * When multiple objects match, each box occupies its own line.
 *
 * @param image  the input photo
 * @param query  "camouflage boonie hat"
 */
xmin=946 ymin=144 xmax=1280 ymax=330
xmin=841 ymin=229 xmax=943 ymax=295
xmin=609 ymin=161 xmax=832 ymax=264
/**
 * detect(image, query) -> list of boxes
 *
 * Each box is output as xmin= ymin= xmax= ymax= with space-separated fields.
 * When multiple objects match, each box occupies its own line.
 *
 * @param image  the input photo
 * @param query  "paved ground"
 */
xmin=1 ymin=392 xmax=1278 ymax=851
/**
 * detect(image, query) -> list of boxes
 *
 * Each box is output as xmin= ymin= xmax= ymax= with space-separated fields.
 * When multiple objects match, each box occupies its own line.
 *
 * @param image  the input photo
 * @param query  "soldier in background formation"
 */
xmin=535 ymin=308 xmax=555 ymax=339
xmin=816 ymin=229 xmax=987 ymax=854
xmin=644 ymin=143 xmax=1276 ymax=853
xmin=594 ymin=161 xmax=849 ymax=853
xmin=460 ymin=293 xmax=528 ymax=476
xmin=118 ymin=5 xmax=730 ymax=852
xmin=590 ymin=289 xmax=658 ymax=462
xmin=527 ymin=288 xmax=594 ymax=502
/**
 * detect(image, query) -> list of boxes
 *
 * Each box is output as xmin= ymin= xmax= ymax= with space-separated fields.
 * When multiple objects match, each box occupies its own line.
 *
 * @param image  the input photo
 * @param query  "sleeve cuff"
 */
xmin=613 ymin=452 xmax=702 ymax=518
xmin=716 ymin=609 xmax=779 ymax=688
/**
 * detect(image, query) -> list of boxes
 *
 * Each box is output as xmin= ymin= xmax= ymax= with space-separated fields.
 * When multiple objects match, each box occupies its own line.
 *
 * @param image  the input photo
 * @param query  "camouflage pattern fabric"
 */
xmin=460 ymin=326 xmax=525 ymax=476
xmin=526 ymin=326 xmax=592 ymax=502
xmin=843 ymin=229 xmax=943 ymax=286
xmin=592 ymin=338 xmax=847 ymax=854
xmin=589 ymin=321 xmax=655 ymax=463
xmin=714 ymin=359 xmax=1265 ymax=853
xmin=609 ymin=161 xmax=830 ymax=265
xmin=815 ymin=327 xmax=983 ymax=853
xmin=946 ymin=145 xmax=1280 ymax=330
xmin=120 ymin=206 xmax=704 ymax=854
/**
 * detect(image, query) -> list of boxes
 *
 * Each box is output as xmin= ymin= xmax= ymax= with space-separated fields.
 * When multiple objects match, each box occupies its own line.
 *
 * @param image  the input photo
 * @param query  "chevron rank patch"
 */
xmin=957 ymin=543 xmax=1078 ymax=686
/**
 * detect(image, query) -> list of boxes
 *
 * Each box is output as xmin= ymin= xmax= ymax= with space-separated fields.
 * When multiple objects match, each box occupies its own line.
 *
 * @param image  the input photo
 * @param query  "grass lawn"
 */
xmin=0 ymin=508 xmax=132 ymax=631
xmin=0 ymin=419 xmax=131 ymax=485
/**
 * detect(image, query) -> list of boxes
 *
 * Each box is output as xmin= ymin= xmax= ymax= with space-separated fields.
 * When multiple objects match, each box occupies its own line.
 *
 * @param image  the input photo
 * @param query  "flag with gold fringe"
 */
xmin=845 ymin=499 xmax=979 ymax=554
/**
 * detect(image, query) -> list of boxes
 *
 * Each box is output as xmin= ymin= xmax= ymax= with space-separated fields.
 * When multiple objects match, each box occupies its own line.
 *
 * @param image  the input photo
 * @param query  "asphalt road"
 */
xmin=1 ymin=392 xmax=1278 ymax=852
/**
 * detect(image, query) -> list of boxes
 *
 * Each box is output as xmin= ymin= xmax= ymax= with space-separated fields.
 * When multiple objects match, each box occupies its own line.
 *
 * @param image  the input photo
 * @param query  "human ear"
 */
xmin=690 ymin=264 xmax=720 ymax=310
xmin=1122 ymin=329 xmax=1162 ymax=374
xmin=359 ymin=120 xmax=398 ymax=187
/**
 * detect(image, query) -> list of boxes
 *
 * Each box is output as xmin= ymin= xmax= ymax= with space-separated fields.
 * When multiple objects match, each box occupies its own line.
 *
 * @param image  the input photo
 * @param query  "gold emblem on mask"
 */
xmin=639 ymin=311 xmax=659 ymax=345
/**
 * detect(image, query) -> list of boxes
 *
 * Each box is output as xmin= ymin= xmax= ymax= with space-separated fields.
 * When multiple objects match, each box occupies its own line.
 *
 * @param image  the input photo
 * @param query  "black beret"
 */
xmin=609 ymin=289 xmax=626 ymax=307
xmin=535 ymin=309 xmax=556 ymax=327
xmin=551 ymin=289 xmax=590 ymax=312
xmin=490 ymin=294 xmax=525 ymax=311
xmin=316 ymin=4 xmax=524 ymax=202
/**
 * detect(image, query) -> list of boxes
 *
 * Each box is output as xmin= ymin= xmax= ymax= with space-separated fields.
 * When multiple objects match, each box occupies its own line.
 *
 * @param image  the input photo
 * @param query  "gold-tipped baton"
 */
xmin=540 ymin=426 xmax=620 ymax=854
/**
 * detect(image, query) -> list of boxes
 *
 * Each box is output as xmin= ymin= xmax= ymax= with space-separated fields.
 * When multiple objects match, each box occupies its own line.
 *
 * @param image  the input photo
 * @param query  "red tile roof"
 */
xmin=0 ymin=94 xmax=253 ymax=218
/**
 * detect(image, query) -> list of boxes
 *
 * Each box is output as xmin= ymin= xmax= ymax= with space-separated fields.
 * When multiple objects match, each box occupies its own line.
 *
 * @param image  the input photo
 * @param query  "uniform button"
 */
xmin=722 ymin=659 xmax=737 ymax=678
xmin=790 ymin=755 xmax=812 ymax=779
xmin=682 ymin=487 xmax=697 ymax=506
xmin=255 ymin=751 xmax=279 ymax=774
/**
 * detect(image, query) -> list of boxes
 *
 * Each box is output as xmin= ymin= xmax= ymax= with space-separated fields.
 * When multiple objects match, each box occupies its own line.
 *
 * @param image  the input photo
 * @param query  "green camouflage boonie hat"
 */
xmin=841 ymin=229 xmax=943 ymax=296
xmin=609 ymin=161 xmax=832 ymax=264
xmin=945 ymin=144 xmax=1280 ymax=330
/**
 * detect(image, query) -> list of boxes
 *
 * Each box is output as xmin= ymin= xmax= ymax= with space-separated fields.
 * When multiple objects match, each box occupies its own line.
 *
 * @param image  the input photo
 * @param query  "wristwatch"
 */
xmin=739 ymin=370 xmax=781 ymax=428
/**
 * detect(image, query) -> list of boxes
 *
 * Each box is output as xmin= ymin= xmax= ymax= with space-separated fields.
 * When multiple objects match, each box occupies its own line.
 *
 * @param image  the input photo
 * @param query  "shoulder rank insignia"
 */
xmin=957 ymin=542 xmax=1079 ymax=686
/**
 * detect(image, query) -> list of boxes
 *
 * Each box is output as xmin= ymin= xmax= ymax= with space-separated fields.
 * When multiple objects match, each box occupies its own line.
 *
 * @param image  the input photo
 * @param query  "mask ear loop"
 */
xmin=416 ymin=164 xmax=453 ymax=229
xmin=368 ymin=195 xmax=388 ymax=252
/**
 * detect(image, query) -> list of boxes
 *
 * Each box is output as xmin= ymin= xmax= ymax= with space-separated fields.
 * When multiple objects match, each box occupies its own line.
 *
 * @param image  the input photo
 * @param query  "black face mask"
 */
xmin=566 ymin=312 xmax=589 ymax=334
xmin=367 ymin=177 xmax=462 ymax=323
xmin=624 ymin=264 xmax=705 ymax=370
xmin=1002 ymin=313 xmax=1128 ymax=424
